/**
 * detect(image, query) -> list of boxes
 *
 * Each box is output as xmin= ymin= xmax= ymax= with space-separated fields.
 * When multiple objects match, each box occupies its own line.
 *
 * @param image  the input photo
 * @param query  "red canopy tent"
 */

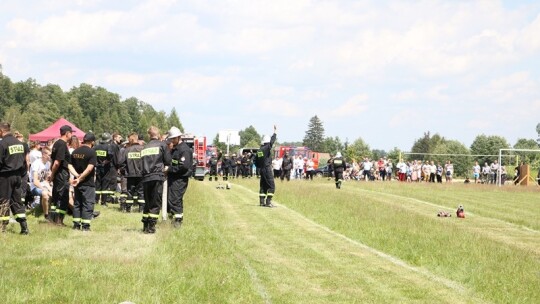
xmin=29 ymin=118 xmax=86 ymax=142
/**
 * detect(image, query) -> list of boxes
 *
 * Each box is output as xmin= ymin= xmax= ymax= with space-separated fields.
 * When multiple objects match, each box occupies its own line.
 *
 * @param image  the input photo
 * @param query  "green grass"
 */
xmin=1 ymin=178 xmax=538 ymax=303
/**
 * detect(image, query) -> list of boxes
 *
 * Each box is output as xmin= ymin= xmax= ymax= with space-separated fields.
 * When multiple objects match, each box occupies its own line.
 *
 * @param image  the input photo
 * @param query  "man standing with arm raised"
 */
xmin=256 ymin=125 xmax=277 ymax=207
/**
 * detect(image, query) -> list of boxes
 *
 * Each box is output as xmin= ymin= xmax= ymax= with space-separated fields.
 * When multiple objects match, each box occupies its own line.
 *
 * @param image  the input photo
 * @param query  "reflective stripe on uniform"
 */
xmin=15 ymin=213 xmax=26 ymax=219
xmin=174 ymin=213 xmax=183 ymax=219
xmin=0 ymin=216 xmax=10 ymax=221
xmin=126 ymin=200 xmax=134 ymax=204
xmin=266 ymin=193 xmax=274 ymax=197
xmin=148 ymin=214 xmax=160 ymax=218
xmin=81 ymin=219 xmax=91 ymax=224
xmin=73 ymin=218 xmax=81 ymax=223
xmin=57 ymin=209 xmax=67 ymax=215
xmin=142 ymin=214 xmax=149 ymax=218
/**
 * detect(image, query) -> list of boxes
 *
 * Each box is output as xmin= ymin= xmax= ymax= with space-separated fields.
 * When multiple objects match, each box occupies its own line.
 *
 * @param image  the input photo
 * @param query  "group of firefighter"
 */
xmin=206 ymin=150 xmax=261 ymax=181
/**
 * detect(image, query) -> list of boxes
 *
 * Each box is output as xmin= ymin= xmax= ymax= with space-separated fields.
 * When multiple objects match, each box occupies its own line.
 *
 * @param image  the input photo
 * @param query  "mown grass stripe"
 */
xmin=232 ymin=182 xmax=472 ymax=295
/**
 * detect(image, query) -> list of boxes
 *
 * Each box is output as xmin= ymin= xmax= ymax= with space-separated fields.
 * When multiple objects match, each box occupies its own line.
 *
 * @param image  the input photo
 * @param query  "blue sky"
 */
xmin=1 ymin=0 xmax=539 ymax=151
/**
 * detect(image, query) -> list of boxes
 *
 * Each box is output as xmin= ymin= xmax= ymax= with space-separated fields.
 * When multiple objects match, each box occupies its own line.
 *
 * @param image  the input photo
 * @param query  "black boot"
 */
xmin=138 ymin=203 xmax=144 ymax=213
xmin=209 ymin=176 xmax=212 ymax=181
xmin=19 ymin=219 xmax=29 ymax=235
xmin=147 ymin=218 xmax=157 ymax=234
xmin=82 ymin=224 xmax=91 ymax=232
xmin=126 ymin=204 xmax=132 ymax=213
xmin=142 ymin=218 xmax=149 ymax=233
xmin=56 ymin=213 xmax=66 ymax=226
xmin=72 ymin=222 xmax=81 ymax=230
xmin=173 ymin=218 xmax=183 ymax=228
xmin=120 ymin=203 xmax=126 ymax=213
xmin=265 ymin=196 xmax=275 ymax=208
xmin=259 ymin=196 xmax=265 ymax=207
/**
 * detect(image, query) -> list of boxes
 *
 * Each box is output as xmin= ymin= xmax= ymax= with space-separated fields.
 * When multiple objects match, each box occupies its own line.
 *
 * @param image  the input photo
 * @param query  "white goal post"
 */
xmin=498 ymin=148 xmax=540 ymax=187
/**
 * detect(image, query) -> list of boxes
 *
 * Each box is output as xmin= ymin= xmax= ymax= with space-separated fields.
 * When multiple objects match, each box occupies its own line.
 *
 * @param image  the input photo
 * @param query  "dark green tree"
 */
xmin=470 ymin=134 xmax=510 ymax=165
xmin=167 ymin=108 xmax=183 ymax=132
xmin=431 ymin=140 xmax=471 ymax=177
xmin=303 ymin=115 xmax=325 ymax=151
xmin=0 ymin=73 xmax=15 ymax=118
xmin=322 ymin=136 xmax=344 ymax=154
xmin=410 ymin=131 xmax=445 ymax=160
xmin=513 ymin=138 xmax=540 ymax=166
xmin=345 ymin=137 xmax=370 ymax=163
xmin=239 ymin=125 xmax=261 ymax=147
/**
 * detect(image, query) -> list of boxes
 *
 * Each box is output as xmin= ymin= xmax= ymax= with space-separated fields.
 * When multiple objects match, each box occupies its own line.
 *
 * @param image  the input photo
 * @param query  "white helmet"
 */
xmin=167 ymin=127 xmax=182 ymax=139
xmin=335 ymin=152 xmax=342 ymax=158
xmin=261 ymin=135 xmax=271 ymax=145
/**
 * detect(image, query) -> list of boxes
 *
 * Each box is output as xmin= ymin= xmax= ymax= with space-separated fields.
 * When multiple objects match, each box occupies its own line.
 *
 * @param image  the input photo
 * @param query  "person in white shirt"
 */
xmin=293 ymin=155 xmax=304 ymax=179
xmin=445 ymin=160 xmax=454 ymax=183
xmin=490 ymin=160 xmax=499 ymax=184
xmin=472 ymin=161 xmax=481 ymax=183
xmin=29 ymin=147 xmax=52 ymax=220
xmin=272 ymin=156 xmax=282 ymax=178
xmin=305 ymin=158 xmax=315 ymax=180
xmin=29 ymin=141 xmax=42 ymax=165
xmin=362 ymin=158 xmax=372 ymax=181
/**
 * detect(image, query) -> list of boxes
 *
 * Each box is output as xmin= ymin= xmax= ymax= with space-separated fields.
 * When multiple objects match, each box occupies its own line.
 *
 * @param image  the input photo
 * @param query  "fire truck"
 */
xmin=275 ymin=146 xmax=321 ymax=169
xmin=181 ymin=134 xmax=207 ymax=180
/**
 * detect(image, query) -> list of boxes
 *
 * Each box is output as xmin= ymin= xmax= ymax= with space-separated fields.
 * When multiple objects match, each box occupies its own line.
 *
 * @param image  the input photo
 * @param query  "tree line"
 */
xmin=0 ymin=73 xmax=183 ymax=138
xmin=1 ymin=72 xmax=538 ymax=177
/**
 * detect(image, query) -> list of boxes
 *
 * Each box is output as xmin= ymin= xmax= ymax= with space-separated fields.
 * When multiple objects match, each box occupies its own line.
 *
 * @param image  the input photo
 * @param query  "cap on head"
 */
xmin=83 ymin=133 xmax=96 ymax=143
xmin=261 ymin=135 xmax=270 ymax=145
xmin=167 ymin=126 xmax=182 ymax=139
xmin=60 ymin=125 xmax=74 ymax=135
xmin=101 ymin=132 xmax=111 ymax=143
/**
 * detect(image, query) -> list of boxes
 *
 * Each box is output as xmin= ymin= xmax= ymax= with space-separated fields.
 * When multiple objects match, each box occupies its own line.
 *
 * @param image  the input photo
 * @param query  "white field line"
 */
xmin=212 ymin=185 xmax=271 ymax=304
xmin=356 ymin=188 xmax=539 ymax=234
xmin=236 ymin=253 xmax=272 ymax=304
xmin=234 ymin=184 xmax=469 ymax=294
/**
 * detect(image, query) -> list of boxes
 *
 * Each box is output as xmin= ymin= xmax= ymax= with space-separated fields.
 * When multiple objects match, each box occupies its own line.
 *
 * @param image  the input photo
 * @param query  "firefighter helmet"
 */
xmin=335 ymin=151 xmax=342 ymax=158
xmin=261 ymin=135 xmax=270 ymax=145
xmin=167 ymin=126 xmax=182 ymax=139
xmin=100 ymin=132 xmax=111 ymax=143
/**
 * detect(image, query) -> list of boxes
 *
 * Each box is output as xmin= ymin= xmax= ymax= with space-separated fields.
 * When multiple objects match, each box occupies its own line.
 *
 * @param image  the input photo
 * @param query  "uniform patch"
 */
xmin=141 ymin=147 xmax=159 ymax=157
xmin=128 ymin=152 xmax=141 ymax=159
xmin=8 ymin=144 xmax=24 ymax=155
xmin=96 ymin=150 xmax=107 ymax=157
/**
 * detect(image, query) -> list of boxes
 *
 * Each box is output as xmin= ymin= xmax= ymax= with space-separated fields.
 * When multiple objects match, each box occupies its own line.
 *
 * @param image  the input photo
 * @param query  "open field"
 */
xmin=1 ymin=178 xmax=539 ymax=303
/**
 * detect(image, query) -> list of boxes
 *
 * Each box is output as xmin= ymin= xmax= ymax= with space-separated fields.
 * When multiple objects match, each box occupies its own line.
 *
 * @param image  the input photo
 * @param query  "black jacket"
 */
xmin=123 ymin=143 xmax=144 ymax=178
xmin=141 ymin=139 xmax=171 ymax=182
xmin=256 ymin=133 xmax=276 ymax=168
xmin=169 ymin=141 xmax=193 ymax=178
xmin=0 ymin=134 xmax=28 ymax=175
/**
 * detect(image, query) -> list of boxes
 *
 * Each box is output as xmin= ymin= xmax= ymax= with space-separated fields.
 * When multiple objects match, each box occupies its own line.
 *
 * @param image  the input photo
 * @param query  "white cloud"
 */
xmin=329 ymin=94 xmax=369 ymax=118
xmin=393 ymin=90 xmax=418 ymax=101
xmin=251 ymin=99 xmax=300 ymax=117
xmin=105 ymin=73 xmax=145 ymax=87
xmin=172 ymin=73 xmax=226 ymax=92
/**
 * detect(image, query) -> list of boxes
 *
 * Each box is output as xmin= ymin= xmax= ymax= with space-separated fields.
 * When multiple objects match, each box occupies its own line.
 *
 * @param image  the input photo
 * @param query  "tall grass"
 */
xmin=1 ymin=178 xmax=538 ymax=303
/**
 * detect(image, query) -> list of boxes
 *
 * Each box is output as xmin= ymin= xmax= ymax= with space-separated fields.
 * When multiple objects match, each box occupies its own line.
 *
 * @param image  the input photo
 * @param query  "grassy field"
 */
xmin=1 ymin=178 xmax=538 ymax=303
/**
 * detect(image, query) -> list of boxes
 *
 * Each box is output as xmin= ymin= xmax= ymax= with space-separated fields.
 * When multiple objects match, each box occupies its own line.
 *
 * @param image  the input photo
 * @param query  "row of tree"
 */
xmin=2 ymin=73 xmax=538 ymax=177
xmin=0 ymin=74 xmax=183 ymax=138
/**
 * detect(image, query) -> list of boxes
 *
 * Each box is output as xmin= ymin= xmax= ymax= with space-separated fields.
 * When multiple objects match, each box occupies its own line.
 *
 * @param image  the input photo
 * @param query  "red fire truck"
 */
xmin=181 ymin=134 xmax=207 ymax=180
xmin=275 ymin=146 xmax=321 ymax=169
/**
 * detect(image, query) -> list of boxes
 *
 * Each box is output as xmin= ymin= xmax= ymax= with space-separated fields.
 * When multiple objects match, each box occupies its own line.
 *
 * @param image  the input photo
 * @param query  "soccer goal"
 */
xmin=498 ymin=148 xmax=540 ymax=186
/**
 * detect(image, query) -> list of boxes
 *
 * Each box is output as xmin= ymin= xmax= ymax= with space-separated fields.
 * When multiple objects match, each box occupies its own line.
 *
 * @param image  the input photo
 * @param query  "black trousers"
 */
xmin=334 ymin=170 xmax=344 ymax=184
xmin=52 ymin=170 xmax=70 ymax=215
xmin=143 ymin=180 xmax=163 ymax=219
xmin=95 ymin=166 xmax=117 ymax=203
xmin=126 ymin=177 xmax=144 ymax=206
xmin=73 ymin=185 xmax=95 ymax=225
xmin=167 ymin=176 xmax=188 ymax=219
xmin=0 ymin=175 xmax=25 ymax=221
xmin=280 ymin=169 xmax=291 ymax=181
xmin=259 ymin=167 xmax=275 ymax=196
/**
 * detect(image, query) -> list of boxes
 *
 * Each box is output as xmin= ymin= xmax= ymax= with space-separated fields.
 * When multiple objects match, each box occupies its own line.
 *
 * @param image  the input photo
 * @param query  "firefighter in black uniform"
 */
xmin=70 ymin=133 xmax=97 ymax=231
xmin=230 ymin=153 xmax=238 ymax=178
xmin=332 ymin=152 xmax=346 ymax=189
xmin=0 ymin=123 xmax=30 ymax=234
xmin=280 ymin=152 xmax=292 ymax=181
xmin=241 ymin=152 xmax=249 ymax=178
xmin=50 ymin=125 xmax=75 ymax=226
xmin=94 ymin=133 xmax=118 ymax=206
xmin=221 ymin=154 xmax=232 ymax=181
xmin=166 ymin=127 xmax=192 ymax=228
xmin=122 ymin=132 xmax=145 ymax=213
xmin=141 ymin=126 xmax=171 ymax=234
xmin=256 ymin=125 xmax=277 ymax=207
xmin=207 ymin=151 xmax=221 ymax=181
xmin=327 ymin=154 xmax=334 ymax=180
